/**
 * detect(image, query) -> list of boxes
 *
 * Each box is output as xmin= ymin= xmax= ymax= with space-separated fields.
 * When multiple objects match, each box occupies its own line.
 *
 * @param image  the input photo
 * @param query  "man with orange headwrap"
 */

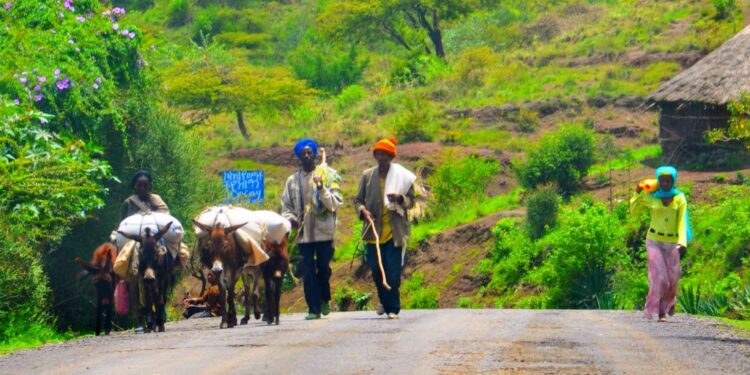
xmin=354 ymin=137 xmax=416 ymax=320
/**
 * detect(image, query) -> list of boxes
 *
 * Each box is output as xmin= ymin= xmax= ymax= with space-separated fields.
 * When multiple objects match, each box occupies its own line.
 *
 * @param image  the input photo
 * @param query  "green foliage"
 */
xmin=451 ymin=46 xmax=500 ymax=88
xmin=525 ymin=187 xmax=560 ymax=240
xmin=533 ymin=202 xmax=628 ymax=308
xmin=288 ymin=39 xmax=366 ymax=94
xmin=335 ymin=85 xmax=367 ymax=111
xmin=167 ymin=0 xmax=192 ymax=27
xmin=515 ymin=124 xmax=595 ymax=195
xmin=214 ymin=32 xmax=270 ymax=49
xmin=389 ymin=97 xmax=436 ymax=143
xmin=707 ymin=93 xmax=750 ymax=150
xmin=712 ymin=0 xmax=737 ymax=20
xmin=429 ymin=154 xmax=499 ymax=207
xmin=333 ymin=284 xmax=371 ymax=311
xmin=512 ymin=108 xmax=540 ymax=133
xmin=402 ymin=271 xmax=439 ymax=309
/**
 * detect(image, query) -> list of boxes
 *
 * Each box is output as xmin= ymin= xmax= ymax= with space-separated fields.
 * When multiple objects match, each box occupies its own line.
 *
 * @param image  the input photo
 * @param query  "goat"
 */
xmin=117 ymin=221 xmax=174 ymax=333
xmin=193 ymin=221 xmax=261 ymax=329
xmin=75 ymin=243 xmax=117 ymax=336
xmin=260 ymin=236 xmax=290 ymax=325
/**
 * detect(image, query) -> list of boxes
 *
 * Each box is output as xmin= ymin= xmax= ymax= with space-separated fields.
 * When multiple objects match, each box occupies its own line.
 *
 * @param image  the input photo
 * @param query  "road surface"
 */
xmin=2 ymin=309 xmax=750 ymax=374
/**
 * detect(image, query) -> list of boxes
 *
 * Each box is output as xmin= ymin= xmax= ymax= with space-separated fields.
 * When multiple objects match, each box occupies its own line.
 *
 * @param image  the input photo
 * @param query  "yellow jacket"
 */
xmin=630 ymin=191 xmax=688 ymax=247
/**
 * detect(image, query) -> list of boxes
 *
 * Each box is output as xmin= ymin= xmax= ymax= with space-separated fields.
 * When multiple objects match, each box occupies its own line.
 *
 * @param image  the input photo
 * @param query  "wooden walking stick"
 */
xmin=365 ymin=215 xmax=391 ymax=290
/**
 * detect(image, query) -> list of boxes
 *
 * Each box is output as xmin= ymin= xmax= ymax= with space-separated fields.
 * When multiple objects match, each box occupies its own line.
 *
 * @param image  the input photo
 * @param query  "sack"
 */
xmin=113 ymin=240 xmax=137 ymax=279
xmin=193 ymin=206 xmax=271 ymax=265
xmin=114 ymin=280 xmax=129 ymax=316
xmin=114 ymin=212 xmax=184 ymax=250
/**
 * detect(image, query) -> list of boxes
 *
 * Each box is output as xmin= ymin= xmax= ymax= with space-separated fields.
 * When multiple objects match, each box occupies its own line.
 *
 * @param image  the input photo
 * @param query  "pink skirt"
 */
xmin=644 ymin=239 xmax=681 ymax=319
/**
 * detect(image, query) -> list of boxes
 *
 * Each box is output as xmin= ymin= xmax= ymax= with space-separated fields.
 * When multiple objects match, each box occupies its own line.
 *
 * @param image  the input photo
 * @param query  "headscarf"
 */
xmin=294 ymin=138 xmax=318 ymax=159
xmin=373 ymin=137 xmax=397 ymax=158
xmin=130 ymin=170 xmax=152 ymax=188
xmin=652 ymin=166 xmax=693 ymax=242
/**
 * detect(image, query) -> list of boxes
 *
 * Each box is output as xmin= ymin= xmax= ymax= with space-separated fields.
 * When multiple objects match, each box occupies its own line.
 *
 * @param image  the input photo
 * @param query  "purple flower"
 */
xmin=56 ymin=77 xmax=70 ymax=90
xmin=86 ymin=11 xmax=92 ymax=19
xmin=63 ymin=0 xmax=74 ymax=12
xmin=128 ymin=32 xmax=135 ymax=39
xmin=92 ymin=83 xmax=99 ymax=90
xmin=3 ymin=2 xmax=12 ymax=10
xmin=121 ymin=29 xmax=129 ymax=36
xmin=54 ymin=69 xmax=60 ymax=79
xmin=19 ymin=77 xmax=27 ymax=83
xmin=112 ymin=7 xmax=125 ymax=15
xmin=102 ymin=10 xmax=111 ymax=16
xmin=95 ymin=77 xmax=102 ymax=83
xmin=12 ymin=98 xmax=19 ymax=105
xmin=38 ymin=76 xmax=46 ymax=82
xmin=76 ymin=16 xmax=84 ymax=22
xmin=112 ymin=23 xmax=119 ymax=31
xmin=58 ymin=12 xmax=63 ymax=18
xmin=34 ymin=85 xmax=41 ymax=91
xmin=34 ymin=94 xmax=42 ymax=102
xmin=68 ymin=39 xmax=75 ymax=44
xmin=40 ymin=117 xmax=48 ymax=124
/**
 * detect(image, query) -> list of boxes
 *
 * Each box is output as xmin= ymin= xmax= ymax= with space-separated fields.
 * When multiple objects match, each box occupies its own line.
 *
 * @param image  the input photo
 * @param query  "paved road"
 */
xmin=2 ymin=310 xmax=750 ymax=374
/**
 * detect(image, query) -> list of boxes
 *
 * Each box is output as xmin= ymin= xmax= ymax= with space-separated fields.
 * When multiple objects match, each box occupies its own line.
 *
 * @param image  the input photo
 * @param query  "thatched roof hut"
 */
xmin=648 ymin=24 xmax=750 ymax=163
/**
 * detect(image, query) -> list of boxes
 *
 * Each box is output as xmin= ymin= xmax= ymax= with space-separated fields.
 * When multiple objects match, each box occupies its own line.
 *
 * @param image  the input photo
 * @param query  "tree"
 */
xmin=707 ymin=93 xmax=750 ymax=150
xmin=318 ymin=0 xmax=490 ymax=58
xmin=163 ymin=40 xmax=314 ymax=138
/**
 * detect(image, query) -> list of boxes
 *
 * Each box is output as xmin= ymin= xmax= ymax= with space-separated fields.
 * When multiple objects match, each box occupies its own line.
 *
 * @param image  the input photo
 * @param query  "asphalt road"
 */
xmin=2 ymin=309 xmax=750 ymax=374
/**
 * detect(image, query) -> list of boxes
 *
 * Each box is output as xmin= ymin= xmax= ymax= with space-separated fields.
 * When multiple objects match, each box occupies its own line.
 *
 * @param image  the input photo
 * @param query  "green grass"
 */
xmin=717 ymin=317 xmax=750 ymax=337
xmin=589 ymin=145 xmax=662 ymax=176
xmin=0 ymin=325 xmax=81 ymax=356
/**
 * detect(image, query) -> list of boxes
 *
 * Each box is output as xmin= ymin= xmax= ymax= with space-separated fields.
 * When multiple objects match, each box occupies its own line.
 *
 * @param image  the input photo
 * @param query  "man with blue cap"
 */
xmin=281 ymin=138 xmax=343 ymax=320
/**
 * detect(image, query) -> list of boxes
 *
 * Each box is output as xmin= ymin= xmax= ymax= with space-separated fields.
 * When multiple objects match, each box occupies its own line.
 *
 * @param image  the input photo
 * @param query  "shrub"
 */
xmin=390 ymin=98 xmax=436 ymax=143
xmin=214 ymin=32 xmax=270 ymax=49
xmin=451 ymin=46 xmax=500 ymax=88
xmin=514 ymin=124 xmax=596 ymax=195
xmin=167 ymin=0 xmax=192 ymax=27
xmin=333 ymin=284 xmax=371 ymax=311
xmin=525 ymin=187 xmax=560 ymax=240
xmin=429 ymin=154 xmax=499 ymax=206
xmin=512 ymin=108 xmax=540 ymax=133
xmin=402 ymin=272 xmax=439 ymax=309
xmin=713 ymin=0 xmax=737 ymax=20
xmin=288 ymin=39 xmax=366 ymax=94
xmin=335 ymin=84 xmax=366 ymax=111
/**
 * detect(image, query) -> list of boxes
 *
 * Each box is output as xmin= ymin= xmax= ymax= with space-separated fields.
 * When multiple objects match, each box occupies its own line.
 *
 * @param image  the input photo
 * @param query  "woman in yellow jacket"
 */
xmin=631 ymin=166 xmax=692 ymax=322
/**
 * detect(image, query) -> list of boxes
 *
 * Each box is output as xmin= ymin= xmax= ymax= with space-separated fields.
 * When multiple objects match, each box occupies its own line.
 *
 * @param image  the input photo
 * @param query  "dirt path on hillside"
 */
xmin=2 ymin=310 xmax=750 ymax=374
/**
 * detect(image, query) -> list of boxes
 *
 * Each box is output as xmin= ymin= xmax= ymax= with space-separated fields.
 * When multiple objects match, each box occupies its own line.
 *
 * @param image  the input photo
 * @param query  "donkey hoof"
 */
xmin=157 ymin=325 xmax=165 ymax=332
xmin=240 ymin=317 xmax=249 ymax=325
xmin=254 ymin=310 xmax=261 ymax=320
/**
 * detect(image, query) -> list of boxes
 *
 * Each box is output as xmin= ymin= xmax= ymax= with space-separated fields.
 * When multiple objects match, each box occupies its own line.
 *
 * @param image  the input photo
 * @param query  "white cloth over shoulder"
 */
xmin=383 ymin=163 xmax=416 ymax=216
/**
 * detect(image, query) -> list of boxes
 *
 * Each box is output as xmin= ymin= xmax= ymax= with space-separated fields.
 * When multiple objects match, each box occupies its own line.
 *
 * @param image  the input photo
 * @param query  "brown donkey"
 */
xmin=75 ymin=243 xmax=117 ymax=336
xmin=193 ymin=221 xmax=261 ymax=329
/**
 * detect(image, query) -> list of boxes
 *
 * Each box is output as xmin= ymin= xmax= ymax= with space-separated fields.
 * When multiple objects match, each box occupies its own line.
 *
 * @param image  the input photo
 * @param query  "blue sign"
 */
xmin=222 ymin=170 xmax=264 ymax=203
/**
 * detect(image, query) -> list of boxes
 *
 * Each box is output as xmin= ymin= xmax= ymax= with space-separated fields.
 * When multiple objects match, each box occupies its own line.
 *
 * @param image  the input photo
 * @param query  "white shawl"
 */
xmin=383 ymin=163 xmax=416 ymax=216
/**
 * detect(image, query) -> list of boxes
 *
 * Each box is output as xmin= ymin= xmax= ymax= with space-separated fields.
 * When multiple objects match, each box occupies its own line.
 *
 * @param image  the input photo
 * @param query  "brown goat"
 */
xmin=118 ymin=222 xmax=174 ymax=333
xmin=75 ymin=243 xmax=117 ymax=336
xmin=193 ymin=221 xmax=261 ymax=329
xmin=260 ymin=236 xmax=289 ymax=325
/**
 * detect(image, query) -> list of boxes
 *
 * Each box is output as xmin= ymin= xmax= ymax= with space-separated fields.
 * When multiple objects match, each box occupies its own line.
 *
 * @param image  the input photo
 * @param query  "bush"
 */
xmin=514 ymin=124 xmax=595 ymax=195
xmin=429 ymin=154 xmax=499 ymax=207
xmin=451 ymin=46 xmax=500 ymax=88
xmin=390 ymin=98 xmax=436 ymax=143
xmin=333 ymin=284 xmax=371 ymax=311
xmin=525 ymin=187 xmax=560 ymax=240
xmin=512 ymin=108 xmax=540 ymax=133
xmin=335 ymin=84 xmax=366 ymax=111
xmin=288 ymin=38 xmax=366 ymax=94
xmin=713 ymin=0 xmax=737 ymax=20
xmin=167 ymin=0 xmax=192 ymax=27
xmin=402 ymin=272 xmax=439 ymax=309
xmin=533 ymin=202 xmax=628 ymax=308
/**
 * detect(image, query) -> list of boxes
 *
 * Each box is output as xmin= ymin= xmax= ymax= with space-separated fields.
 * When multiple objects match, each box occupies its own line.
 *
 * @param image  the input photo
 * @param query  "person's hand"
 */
xmin=678 ymin=245 xmax=686 ymax=258
xmin=312 ymin=176 xmax=323 ymax=189
xmin=360 ymin=207 xmax=374 ymax=222
xmin=635 ymin=185 xmax=643 ymax=193
xmin=387 ymin=193 xmax=403 ymax=204
xmin=288 ymin=217 xmax=300 ymax=229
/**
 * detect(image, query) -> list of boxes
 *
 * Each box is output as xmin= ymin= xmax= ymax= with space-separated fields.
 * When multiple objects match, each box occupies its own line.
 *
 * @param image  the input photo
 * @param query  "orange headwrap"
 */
xmin=373 ymin=137 xmax=397 ymax=158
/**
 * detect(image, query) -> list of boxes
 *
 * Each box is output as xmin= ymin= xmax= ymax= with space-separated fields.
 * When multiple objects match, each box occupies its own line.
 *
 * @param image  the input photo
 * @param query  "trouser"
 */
xmin=366 ymin=240 xmax=403 ymax=315
xmin=644 ymin=239 xmax=681 ymax=319
xmin=183 ymin=305 xmax=212 ymax=319
xmin=299 ymin=241 xmax=334 ymax=314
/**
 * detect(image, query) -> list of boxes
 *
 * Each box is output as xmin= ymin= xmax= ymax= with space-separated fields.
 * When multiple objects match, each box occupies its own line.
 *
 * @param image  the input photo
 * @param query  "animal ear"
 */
xmin=192 ymin=220 xmax=212 ymax=233
xmin=155 ymin=221 xmax=173 ymax=240
xmin=117 ymin=230 xmax=141 ymax=242
xmin=225 ymin=222 xmax=247 ymax=236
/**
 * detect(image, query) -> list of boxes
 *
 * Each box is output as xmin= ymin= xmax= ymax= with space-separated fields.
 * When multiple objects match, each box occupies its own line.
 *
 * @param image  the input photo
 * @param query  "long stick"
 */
xmin=365 ymin=216 xmax=391 ymax=290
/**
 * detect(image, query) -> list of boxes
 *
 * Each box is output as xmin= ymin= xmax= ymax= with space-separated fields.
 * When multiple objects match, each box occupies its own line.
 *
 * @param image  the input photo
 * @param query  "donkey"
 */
xmin=75 ymin=243 xmax=117 ymax=336
xmin=118 ymin=222 xmax=174 ymax=333
xmin=260 ymin=236 xmax=290 ymax=325
xmin=193 ymin=221 xmax=263 ymax=328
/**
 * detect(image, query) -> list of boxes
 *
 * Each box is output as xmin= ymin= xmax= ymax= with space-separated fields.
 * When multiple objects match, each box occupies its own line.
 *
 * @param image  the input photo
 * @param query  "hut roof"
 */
xmin=648 ymin=24 xmax=750 ymax=105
